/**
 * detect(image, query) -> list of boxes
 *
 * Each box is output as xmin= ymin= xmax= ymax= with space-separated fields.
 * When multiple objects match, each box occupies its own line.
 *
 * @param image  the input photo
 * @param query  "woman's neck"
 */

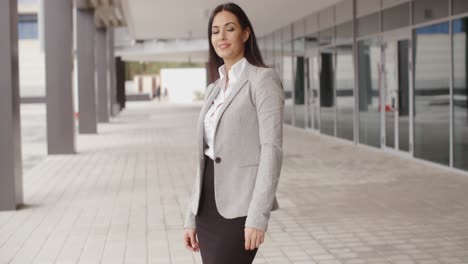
xmin=223 ymin=54 xmax=245 ymax=74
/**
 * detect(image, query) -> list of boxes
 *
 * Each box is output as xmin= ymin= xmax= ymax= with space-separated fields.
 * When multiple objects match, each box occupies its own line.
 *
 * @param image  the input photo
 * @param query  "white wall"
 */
xmin=19 ymin=40 xmax=45 ymax=97
xmin=160 ymin=68 xmax=206 ymax=103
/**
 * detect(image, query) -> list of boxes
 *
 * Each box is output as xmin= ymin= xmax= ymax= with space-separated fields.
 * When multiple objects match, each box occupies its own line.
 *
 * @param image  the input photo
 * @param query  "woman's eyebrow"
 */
xmin=212 ymin=22 xmax=236 ymax=28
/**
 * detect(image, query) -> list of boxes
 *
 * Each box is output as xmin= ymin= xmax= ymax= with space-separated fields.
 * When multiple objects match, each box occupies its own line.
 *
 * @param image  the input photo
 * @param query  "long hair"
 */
xmin=207 ymin=3 xmax=266 ymax=83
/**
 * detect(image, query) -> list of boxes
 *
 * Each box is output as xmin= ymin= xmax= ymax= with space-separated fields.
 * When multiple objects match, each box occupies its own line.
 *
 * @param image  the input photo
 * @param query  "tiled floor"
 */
xmin=1 ymin=101 xmax=468 ymax=264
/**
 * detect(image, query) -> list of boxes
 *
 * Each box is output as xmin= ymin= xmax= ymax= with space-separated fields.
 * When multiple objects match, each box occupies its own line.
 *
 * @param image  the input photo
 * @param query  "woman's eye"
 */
xmin=212 ymin=31 xmax=219 ymax=34
xmin=227 ymin=28 xmax=234 ymax=31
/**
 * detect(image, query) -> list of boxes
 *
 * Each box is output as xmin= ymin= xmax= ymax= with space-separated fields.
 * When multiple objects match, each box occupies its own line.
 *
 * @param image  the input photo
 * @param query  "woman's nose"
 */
xmin=220 ymin=30 xmax=227 ymax=40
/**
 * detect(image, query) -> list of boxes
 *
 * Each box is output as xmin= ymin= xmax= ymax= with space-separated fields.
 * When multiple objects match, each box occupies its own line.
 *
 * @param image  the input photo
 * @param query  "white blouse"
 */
xmin=203 ymin=57 xmax=247 ymax=160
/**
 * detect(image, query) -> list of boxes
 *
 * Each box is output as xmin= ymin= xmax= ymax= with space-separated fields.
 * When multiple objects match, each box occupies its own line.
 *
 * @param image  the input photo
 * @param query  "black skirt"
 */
xmin=195 ymin=155 xmax=258 ymax=264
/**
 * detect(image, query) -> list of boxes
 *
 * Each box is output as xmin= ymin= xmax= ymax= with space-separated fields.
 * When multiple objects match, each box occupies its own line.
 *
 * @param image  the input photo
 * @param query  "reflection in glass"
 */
xmin=293 ymin=36 xmax=306 ymax=128
xmin=358 ymin=13 xmax=380 ymax=37
xmin=414 ymin=22 xmax=450 ymax=165
xmin=293 ymin=31 xmax=306 ymax=128
xmin=311 ymin=56 xmax=320 ymax=130
xmin=398 ymin=40 xmax=410 ymax=152
xmin=452 ymin=18 xmax=468 ymax=171
xmin=382 ymin=40 xmax=410 ymax=151
xmin=384 ymin=42 xmax=396 ymax=148
xmin=319 ymin=28 xmax=335 ymax=46
xmin=274 ymin=31 xmax=282 ymax=81
xmin=336 ymin=44 xmax=354 ymax=141
xmin=283 ymin=34 xmax=294 ymax=125
xmin=305 ymin=34 xmax=319 ymax=130
xmin=294 ymin=56 xmax=306 ymax=128
xmin=358 ymin=38 xmax=381 ymax=148
xmin=382 ymin=3 xmax=410 ymax=32
xmin=336 ymin=22 xmax=353 ymax=44
xmin=413 ymin=0 xmax=449 ymax=25
xmin=320 ymin=48 xmax=335 ymax=136
xmin=453 ymin=0 xmax=468 ymax=15
xmin=263 ymin=35 xmax=274 ymax=68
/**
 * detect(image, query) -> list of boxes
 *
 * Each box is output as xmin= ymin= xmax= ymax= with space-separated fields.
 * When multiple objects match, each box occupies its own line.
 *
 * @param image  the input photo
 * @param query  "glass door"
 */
xmin=382 ymin=34 xmax=412 ymax=153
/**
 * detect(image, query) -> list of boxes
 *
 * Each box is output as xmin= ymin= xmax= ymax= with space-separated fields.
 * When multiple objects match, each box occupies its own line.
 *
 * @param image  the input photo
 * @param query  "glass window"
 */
xmin=382 ymin=3 xmax=410 ymax=32
xmin=274 ymin=31 xmax=282 ymax=81
xmin=305 ymin=33 xmax=319 ymax=51
xmin=358 ymin=13 xmax=380 ymax=37
xmin=452 ymin=18 xmax=468 ymax=171
xmin=413 ymin=0 xmax=449 ymax=25
xmin=18 ymin=14 xmax=38 ymax=39
xmin=336 ymin=22 xmax=353 ymax=44
xmin=283 ymin=29 xmax=294 ymax=125
xmin=413 ymin=22 xmax=450 ymax=166
xmin=294 ymin=56 xmax=306 ymax=128
xmin=358 ymin=38 xmax=381 ymax=148
xmin=398 ymin=40 xmax=411 ymax=152
xmin=336 ymin=44 xmax=355 ymax=141
xmin=293 ymin=37 xmax=306 ymax=128
xmin=305 ymin=55 xmax=321 ymax=130
xmin=264 ymin=34 xmax=274 ymax=68
xmin=305 ymin=34 xmax=320 ymax=130
xmin=319 ymin=27 xmax=335 ymax=46
xmin=319 ymin=48 xmax=335 ymax=136
xmin=453 ymin=0 xmax=468 ymax=15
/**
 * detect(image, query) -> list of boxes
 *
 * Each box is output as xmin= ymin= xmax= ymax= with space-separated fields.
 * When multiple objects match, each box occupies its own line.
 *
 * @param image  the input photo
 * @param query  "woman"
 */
xmin=183 ymin=3 xmax=284 ymax=263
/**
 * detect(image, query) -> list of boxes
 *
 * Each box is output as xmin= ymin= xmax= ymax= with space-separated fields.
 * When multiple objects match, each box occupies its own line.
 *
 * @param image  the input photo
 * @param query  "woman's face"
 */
xmin=211 ymin=10 xmax=250 ymax=62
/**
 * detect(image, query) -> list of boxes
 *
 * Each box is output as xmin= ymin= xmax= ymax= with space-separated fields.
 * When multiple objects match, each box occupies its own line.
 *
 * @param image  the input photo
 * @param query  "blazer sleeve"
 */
xmin=245 ymin=68 xmax=285 ymax=232
xmin=183 ymin=83 xmax=215 ymax=230
xmin=183 ymin=187 xmax=196 ymax=229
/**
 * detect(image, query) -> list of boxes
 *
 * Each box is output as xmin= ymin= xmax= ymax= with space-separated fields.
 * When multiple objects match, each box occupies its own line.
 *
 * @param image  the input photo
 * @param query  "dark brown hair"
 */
xmin=207 ymin=3 xmax=266 ymax=83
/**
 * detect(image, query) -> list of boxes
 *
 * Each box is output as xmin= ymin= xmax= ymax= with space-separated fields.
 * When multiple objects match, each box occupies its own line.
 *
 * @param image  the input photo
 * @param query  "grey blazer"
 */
xmin=183 ymin=62 xmax=284 ymax=232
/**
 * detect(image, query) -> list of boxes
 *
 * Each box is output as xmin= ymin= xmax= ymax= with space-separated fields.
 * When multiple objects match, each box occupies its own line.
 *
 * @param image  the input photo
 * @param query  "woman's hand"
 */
xmin=183 ymin=228 xmax=199 ymax=252
xmin=244 ymin=227 xmax=265 ymax=250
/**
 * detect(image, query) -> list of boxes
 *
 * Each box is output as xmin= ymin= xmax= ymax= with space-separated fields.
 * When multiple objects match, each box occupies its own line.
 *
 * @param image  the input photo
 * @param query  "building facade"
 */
xmin=258 ymin=0 xmax=468 ymax=173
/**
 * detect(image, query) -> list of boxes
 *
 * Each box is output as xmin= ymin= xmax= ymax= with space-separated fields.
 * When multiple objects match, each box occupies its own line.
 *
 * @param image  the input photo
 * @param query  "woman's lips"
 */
xmin=219 ymin=44 xmax=231 ymax=49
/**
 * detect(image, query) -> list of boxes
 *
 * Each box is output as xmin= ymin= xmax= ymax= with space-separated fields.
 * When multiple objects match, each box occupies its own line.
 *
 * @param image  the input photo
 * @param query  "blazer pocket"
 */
xmin=239 ymin=157 xmax=260 ymax=167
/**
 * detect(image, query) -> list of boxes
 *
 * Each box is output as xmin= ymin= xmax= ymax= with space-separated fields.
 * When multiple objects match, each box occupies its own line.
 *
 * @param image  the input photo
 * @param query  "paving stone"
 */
xmin=0 ymin=102 xmax=467 ymax=263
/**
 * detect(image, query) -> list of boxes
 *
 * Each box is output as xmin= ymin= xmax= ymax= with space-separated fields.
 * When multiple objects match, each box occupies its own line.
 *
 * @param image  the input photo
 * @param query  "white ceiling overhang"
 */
xmin=120 ymin=0 xmax=343 ymax=40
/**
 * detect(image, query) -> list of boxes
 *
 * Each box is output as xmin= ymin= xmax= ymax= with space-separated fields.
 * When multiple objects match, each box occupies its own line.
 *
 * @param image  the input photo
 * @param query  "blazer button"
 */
xmin=215 ymin=157 xmax=221 ymax=163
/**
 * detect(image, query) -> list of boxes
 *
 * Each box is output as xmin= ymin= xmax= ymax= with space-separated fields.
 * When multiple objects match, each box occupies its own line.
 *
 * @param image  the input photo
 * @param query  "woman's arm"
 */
xmin=245 ymin=68 xmax=285 ymax=232
xmin=183 ymin=82 xmax=215 ymax=229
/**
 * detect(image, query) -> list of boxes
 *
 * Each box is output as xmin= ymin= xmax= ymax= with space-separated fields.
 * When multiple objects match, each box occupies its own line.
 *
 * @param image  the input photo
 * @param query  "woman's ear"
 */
xmin=243 ymin=27 xmax=251 ymax=43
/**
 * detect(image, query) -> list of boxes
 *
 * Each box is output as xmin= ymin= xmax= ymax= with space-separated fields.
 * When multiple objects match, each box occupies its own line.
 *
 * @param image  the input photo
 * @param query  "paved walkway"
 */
xmin=1 ymin=101 xmax=468 ymax=264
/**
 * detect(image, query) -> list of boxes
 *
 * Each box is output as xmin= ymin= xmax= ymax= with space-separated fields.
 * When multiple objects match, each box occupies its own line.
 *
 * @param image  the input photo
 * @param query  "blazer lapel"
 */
xmin=213 ymin=64 xmax=250 ymax=134
xmin=200 ymin=81 xmax=220 ymax=118
xmin=198 ymin=81 xmax=221 ymax=154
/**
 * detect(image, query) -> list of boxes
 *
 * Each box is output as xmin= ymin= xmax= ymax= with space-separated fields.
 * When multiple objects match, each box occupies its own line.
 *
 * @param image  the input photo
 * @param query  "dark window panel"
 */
xmin=358 ymin=13 xmax=380 ymax=37
xmin=453 ymin=0 xmax=468 ymax=15
xmin=319 ymin=48 xmax=335 ymax=136
xmin=336 ymin=22 xmax=353 ymax=44
xmin=382 ymin=3 xmax=410 ymax=32
xmin=452 ymin=17 xmax=468 ymax=172
xmin=413 ymin=22 xmax=450 ymax=165
xmin=413 ymin=0 xmax=449 ymax=25
xmin=319 ymin=27 xmax=335 ymax=46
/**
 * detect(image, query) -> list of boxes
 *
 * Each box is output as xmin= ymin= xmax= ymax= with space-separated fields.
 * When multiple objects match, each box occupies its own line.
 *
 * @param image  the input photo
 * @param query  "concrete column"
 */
xmin=76 ymin=8 xmax=97 ymax=134
xmin=44 ymin=0 xmax=75 ymax=154
xmin=107 ymin=29 xmax=118 ymax=116
xmin=96 ymin=28 xmax=109 ymax=123
xmin=115 ymin=56 xmax=126 ymax=110
xmin=0 ymin=0 xmax=23 ymax=210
